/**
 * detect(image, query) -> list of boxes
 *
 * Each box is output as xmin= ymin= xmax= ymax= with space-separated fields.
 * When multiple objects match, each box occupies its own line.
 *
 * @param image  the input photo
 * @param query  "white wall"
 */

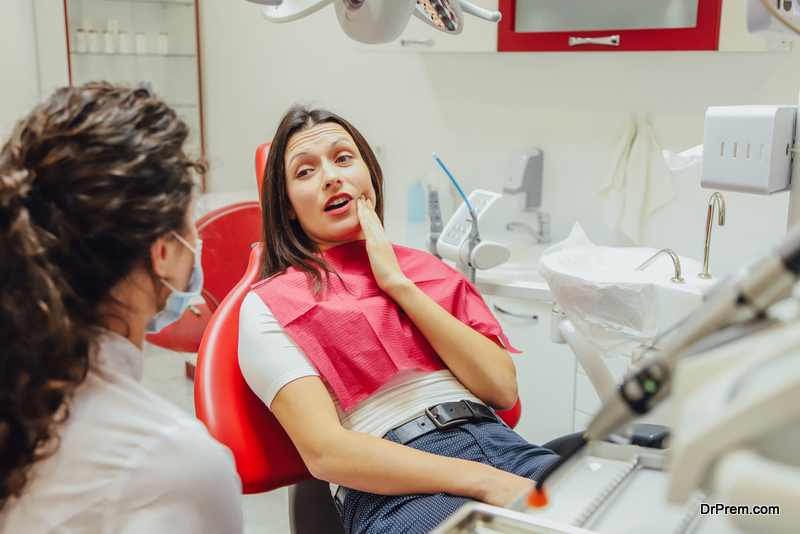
xmin=199 ymin=2 xmax=800 ymax=276
xmin=0 ymin=0 xmax=41 ymax=140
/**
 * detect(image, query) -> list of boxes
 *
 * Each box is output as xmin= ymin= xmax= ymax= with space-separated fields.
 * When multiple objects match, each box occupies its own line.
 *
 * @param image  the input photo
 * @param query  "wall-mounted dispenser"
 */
xmin=700 ymin=105 xmax=796 ymax=195
xmin=504 ymin=148 xmax=543 ymax=210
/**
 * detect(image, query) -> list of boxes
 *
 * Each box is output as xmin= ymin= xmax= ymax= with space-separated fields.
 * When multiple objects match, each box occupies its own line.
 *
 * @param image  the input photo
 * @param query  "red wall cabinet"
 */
xmin=498 ymin=0 xmax=724 ymax=52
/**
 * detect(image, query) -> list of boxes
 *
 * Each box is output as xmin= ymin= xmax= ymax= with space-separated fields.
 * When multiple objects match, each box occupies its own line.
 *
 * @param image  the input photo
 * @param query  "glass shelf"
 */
xmin=64 ymin=0 xmax=205 ymax=182
xmin=70 ymin=52 xmax=196 ymax=57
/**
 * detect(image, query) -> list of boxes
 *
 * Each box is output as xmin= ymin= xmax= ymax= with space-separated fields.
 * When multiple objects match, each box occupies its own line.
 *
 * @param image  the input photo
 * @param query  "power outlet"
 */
xmin=701 ymin=105 xmax=796 ymax=195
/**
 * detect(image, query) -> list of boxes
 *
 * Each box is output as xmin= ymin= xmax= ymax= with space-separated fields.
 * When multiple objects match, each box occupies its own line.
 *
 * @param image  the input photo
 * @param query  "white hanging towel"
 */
xmin=600 ymin=118 xmax=677 ymax=245
xmin=641 ymin=120 xmax=677 ymax=216
xmin=598 ymin=119 xmax=636 ymax=231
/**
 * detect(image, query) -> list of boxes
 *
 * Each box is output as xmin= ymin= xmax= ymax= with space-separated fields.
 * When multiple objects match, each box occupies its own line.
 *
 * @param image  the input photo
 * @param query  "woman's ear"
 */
xmin=150 ymin=236 xmax=170 ymax=278
xmin=288 ymin=207 xmax=297 ymax=220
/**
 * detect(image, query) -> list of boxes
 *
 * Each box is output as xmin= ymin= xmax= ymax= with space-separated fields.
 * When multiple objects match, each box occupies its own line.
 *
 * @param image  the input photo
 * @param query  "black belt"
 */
xmin=385 ymin=400 xmax=500 ymax=445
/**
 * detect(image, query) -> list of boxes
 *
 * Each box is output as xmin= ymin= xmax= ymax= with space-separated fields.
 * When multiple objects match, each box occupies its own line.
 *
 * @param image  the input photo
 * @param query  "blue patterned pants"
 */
xmin=336 ymin=421 xmax=558 ymax=534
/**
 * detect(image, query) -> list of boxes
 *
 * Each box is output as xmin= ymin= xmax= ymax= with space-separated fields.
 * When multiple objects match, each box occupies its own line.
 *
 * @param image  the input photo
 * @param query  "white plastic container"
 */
xmin=103 ymin=30 xmax=114 ymax=54
xmin=135 ymin=32 xmax=146 ymax=54
xmin=118 ymin=31 xmax=129 ymax=54
xmin=88 ymin=30 xmax=100 ymax=53
xmin=75 ymin=29 xmax=87 ymax=53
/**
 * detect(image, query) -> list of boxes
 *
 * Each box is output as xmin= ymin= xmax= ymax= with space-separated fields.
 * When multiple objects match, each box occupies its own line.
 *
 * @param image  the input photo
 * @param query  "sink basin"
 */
xmin=472 ymin=240 xmax=553 ymax=301
xmin=539 ymin=223 xmax=718 ymax=356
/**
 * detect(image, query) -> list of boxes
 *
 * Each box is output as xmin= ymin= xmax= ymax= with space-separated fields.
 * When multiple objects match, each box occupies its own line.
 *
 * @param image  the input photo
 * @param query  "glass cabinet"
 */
xmin=64 ymin=0 xmax=204 ymax=162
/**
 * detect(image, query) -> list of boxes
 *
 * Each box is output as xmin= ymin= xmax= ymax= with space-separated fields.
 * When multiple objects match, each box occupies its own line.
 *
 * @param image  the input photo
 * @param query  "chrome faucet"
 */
xmin=506 ymin=212 xmax=551 ymax=244
xmin=636 ymin=249 xmax=684 ymax=283
xmin=699 ymin=192 xmax=726 ymax=279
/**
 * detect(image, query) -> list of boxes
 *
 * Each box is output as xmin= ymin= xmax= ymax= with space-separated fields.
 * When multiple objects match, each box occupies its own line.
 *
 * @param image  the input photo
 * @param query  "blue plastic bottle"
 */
xmin=407 ymin=182 xmax=425 ymax=222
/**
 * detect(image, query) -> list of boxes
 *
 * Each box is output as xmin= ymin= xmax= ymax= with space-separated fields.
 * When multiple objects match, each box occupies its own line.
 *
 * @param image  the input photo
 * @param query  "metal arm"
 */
xmin=458 ymin=0 xmax=501 ymax=22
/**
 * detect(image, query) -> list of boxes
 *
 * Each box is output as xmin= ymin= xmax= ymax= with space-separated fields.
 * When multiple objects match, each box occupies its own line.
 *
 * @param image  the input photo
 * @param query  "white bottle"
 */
xmin=103 ymin=30 xmax=114 ymax=54
xmin=135 ymin=32 xmax=146 ymax=54
xmin=158 ymin=32 xmax=169 ymax=55
xmin=118 ymin=31 xmax=129 ymax=54
xmin=75 ymin=29 xmax=87 ymax=53
xmin=88 ymin=30 xmax=100 ymax=53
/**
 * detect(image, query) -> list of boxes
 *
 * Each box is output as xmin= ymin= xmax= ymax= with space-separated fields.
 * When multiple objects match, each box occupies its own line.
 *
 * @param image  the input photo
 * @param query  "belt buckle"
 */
xmin=464 ymin=400 xmax=497 ymax=423
xmin=425 ymin=401 xmax=475 ymax=430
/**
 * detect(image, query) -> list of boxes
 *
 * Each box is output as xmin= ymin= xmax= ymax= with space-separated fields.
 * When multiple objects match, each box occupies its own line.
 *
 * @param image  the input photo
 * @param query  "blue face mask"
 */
xmin=146 ymin=231 xmax=204 ymax=334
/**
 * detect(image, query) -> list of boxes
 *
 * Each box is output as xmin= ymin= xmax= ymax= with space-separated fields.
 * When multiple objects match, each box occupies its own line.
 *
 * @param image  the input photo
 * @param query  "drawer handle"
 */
xmin=568 ymin=35 xmax=620 ymax=47
xmin=493 ymin=304 xmax=539 ymax=323
xmin=401 ymin=38 xmax=434 ymax=47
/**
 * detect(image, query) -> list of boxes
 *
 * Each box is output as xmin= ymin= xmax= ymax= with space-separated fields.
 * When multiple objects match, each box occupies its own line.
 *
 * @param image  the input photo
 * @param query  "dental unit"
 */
xmin=452 ymin=17 xmax=800 ymax=527
xmin=427 ymin=153 xmax=510 ymax=283
xmin=527 ymin=84 xmax=800 ymax=532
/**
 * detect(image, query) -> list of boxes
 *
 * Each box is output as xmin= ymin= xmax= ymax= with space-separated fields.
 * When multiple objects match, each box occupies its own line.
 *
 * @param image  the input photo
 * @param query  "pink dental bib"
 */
xmin=251 ymin=240 xmax=519 ymax=411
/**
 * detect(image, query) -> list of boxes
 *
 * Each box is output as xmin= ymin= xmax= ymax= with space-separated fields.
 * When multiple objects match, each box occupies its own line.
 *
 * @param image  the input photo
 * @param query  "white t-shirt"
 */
xmin=0 ymin=329 xmax=243 ymax=534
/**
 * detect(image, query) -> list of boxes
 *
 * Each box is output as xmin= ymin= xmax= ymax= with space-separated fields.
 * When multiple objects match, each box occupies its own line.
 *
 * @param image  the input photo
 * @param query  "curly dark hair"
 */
xmin=259 ymin=105 xmax=384 ymax=297
xmin=0 ymin=82 xmax=203 ymax=509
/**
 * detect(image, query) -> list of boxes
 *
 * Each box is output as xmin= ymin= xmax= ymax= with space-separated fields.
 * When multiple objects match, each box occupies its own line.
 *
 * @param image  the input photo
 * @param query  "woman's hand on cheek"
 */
xmin=356 ymin=196 xmax=410 ymax=295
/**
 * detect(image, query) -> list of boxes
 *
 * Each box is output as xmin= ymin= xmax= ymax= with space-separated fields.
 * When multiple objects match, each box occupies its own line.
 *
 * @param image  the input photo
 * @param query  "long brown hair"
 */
xmin=259 ymin=105 xmax=384 ymax=296
xmin=0 ymin=82 xmax=203 ymax=509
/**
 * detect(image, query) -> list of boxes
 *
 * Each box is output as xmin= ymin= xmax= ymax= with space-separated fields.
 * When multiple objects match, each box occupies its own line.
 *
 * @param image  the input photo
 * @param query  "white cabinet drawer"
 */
xmin=487 ymin=296 xmax=576 ymax=445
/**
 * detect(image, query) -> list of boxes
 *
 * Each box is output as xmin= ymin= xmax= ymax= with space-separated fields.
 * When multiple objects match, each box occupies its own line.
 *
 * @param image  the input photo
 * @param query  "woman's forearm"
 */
xmin=314 ymin=425 xmax=503 ymax=500
xmin=272 ymin=377 xmax=532 ymax=507
xmin=384 ymin=278 xmax=518 ymax=410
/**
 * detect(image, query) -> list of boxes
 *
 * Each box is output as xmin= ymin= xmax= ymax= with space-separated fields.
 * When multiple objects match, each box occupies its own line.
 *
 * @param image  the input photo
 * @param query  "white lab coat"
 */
xmin=0 ymin=329 xmax=243 ymax=533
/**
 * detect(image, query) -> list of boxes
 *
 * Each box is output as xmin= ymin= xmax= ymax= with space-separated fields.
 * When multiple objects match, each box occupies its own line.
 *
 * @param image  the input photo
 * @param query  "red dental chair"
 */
xmin=194 ymin=143 xmax=522 ymax=534
xmin=146 ymin=200 xmax=261 ymax=377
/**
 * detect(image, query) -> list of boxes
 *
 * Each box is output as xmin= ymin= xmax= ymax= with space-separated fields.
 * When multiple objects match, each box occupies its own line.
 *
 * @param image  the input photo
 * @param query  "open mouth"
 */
xmin=325 ymin=196 xmax=351 ymax=212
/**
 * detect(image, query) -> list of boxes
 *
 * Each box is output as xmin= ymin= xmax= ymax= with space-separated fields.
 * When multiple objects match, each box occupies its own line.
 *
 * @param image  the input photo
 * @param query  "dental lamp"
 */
xmin=245 ymin=0 xmax=501 ymax=44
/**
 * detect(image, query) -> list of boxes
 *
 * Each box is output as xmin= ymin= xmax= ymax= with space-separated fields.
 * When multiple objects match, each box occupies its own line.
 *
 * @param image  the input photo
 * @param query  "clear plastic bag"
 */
xmin=539 ymin=223 xmax=706 ymax=357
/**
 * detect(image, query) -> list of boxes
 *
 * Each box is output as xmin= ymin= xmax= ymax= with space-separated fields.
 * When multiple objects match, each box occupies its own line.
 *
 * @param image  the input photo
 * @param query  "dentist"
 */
xmin=0 ymin=83 xmax=243 ymax=532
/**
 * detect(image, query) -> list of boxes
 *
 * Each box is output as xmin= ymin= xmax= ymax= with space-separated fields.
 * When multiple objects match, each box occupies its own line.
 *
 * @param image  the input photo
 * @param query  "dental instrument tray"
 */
xmin=432 ymin=441 xmax=724 ymax=534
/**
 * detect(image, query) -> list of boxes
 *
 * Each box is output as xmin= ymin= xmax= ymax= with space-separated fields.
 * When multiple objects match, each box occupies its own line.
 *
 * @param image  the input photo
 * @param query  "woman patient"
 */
xmin=239 ymin=105 xmax=557 ymax=534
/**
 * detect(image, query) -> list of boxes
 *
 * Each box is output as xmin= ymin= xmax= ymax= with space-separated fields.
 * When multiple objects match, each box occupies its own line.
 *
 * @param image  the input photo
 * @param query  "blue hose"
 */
xmin=432 ymin=152 xmax=472 ymax=212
